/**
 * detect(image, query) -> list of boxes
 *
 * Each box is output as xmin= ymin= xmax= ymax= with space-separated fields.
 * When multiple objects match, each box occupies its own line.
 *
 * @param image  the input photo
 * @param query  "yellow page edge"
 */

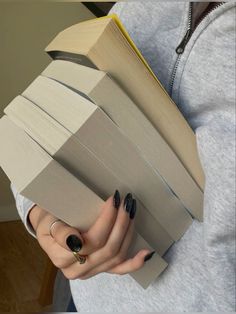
xmin=99 ymin=14 xmax=166 ymax=92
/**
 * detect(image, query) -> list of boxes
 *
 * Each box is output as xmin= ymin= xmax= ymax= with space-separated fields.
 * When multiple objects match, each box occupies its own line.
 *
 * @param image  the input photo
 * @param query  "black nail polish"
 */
xmin=129 ymin=199 xmax=136 ymax=219
xmin=124 ymin=193 xmax=133 ymax=213
xmin=66 ymin=235 xmax=82 ymax=252
xmin=144 ymin=251 xmax=155 ymax=262
xmin=113 ymin=190 xmax=121 ymax=209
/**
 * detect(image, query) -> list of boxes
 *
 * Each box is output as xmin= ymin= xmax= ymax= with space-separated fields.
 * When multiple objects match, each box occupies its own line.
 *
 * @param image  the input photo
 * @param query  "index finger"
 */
xmin=82 ymin=191 xmax=121 ymax=252
xmin=50 ymin=190 xmax=121 ymax=255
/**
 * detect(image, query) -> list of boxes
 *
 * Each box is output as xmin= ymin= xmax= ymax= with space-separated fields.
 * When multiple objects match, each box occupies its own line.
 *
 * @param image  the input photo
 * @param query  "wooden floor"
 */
xmin=0 ymin=220 xmax=49 ymax=312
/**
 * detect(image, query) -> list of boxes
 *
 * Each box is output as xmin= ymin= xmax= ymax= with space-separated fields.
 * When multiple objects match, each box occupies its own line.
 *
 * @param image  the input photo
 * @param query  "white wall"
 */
xmin=0 ymin=2 xmax=94 ymax=221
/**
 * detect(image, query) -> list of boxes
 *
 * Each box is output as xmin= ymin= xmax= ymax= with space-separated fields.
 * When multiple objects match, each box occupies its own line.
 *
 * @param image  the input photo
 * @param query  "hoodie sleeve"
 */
xmin=10 ymin=184 xmax=37 ymax=238
xmin=110 ymin=2 xmax=236 ymax=311
xmin=195 ymin=118 xmax=236 ymax=311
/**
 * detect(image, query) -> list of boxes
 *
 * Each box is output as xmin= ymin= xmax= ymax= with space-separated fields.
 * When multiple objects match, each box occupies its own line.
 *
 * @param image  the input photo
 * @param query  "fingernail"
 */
xmin=66 ymin=235 xmax=82 ymax=252
xmin=124 ymin=193 xmax=133 ymax=213
xmin=113 ymin=190 xmax=121 ymax=209
xmin=129 ymin=199 xmax=137 ymax=219
xmin=144 ymin=251 xmax=155 ymax=262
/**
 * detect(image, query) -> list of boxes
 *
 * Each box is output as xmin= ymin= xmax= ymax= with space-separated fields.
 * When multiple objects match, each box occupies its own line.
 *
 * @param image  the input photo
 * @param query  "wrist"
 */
xmin=28 ymin=205 xmax=47 ymax=232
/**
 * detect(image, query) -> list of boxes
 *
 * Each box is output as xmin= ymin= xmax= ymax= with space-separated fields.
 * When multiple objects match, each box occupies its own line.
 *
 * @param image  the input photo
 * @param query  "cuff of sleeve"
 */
xmin=22 ymin=199 xmax=37 ymax=238
xmin=10 ymin=183 xmax=37 ymax=238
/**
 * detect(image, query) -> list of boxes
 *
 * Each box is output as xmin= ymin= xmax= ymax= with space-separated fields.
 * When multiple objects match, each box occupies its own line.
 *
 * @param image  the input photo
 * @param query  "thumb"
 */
xmin=50 ymin=220 xmax=85 ymax=254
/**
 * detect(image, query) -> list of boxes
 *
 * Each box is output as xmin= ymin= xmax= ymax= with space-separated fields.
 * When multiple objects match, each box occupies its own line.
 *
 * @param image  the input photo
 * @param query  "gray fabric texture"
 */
xmin=10 ymin=183 xmax=36 ymax=237
xmin=11 ymin=1 xmax=235 ymax=312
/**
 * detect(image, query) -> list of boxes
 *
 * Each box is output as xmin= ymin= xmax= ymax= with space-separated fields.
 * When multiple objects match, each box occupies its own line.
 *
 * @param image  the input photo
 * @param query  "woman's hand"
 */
xmin=28 ymin=190 xmax=154 ymax=280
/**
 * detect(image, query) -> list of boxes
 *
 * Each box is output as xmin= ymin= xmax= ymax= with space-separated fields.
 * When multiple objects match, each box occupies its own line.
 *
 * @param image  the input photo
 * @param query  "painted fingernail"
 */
xmin=124 ymin=193 xmax=133 ymax=213
xmin=113 ymin=190 xmax=120 ymax=209
xmin=144 ymin=251 xmax=155 ymax=262
xmin=129 ymin=199 xmax=137 ymax=219
xmin=66 ymin=235 xmax=83 ymax=252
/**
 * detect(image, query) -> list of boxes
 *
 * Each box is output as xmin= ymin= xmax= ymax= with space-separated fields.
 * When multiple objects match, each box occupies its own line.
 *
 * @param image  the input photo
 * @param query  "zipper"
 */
xmin=176 ymin=2 xmax=193 ymax=55
xmin=169 ymin=3 xmax=193 ymax=95
xmin=175 ymin=28 xmax=192 ymax=55
xmin=169 ymin=2 xmax=224 ymax=96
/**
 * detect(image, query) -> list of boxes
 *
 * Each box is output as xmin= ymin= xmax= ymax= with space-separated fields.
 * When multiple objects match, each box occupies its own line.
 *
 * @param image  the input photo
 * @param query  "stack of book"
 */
xmin=0 ymin=15 xmax=204 ymax=289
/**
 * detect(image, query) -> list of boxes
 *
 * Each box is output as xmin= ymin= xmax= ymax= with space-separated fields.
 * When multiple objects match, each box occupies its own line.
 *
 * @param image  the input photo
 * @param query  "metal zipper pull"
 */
xmin=175 ymin=28 xmax=192 ymax=54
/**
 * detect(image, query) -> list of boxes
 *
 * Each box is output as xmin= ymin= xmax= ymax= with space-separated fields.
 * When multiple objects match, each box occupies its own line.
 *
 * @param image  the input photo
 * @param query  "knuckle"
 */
xmin=36 ymin=227 xmax=43 ymax=239
xmin=108 ymin=269 xmax=126 ymax=276
xmin=62 ymin=269 xmax=80 ymax=280
xmin=66 ymin=274 xmax=77 ymax=280
xmin=92 ymin=238 xmax=104 ymax=250
xmin=52 ymin=258 xmax=66 ymax=269
xmin=118 ymin=225 xmax=127 ymax=237
xmin=133 ymin=259 xmax=143 ymax=271
xmin=79 ymin=275 xmax=89 ymax=280
xmin=117 ymin=218 xmax=128 ymax=232
xmin=114 ymin=254 xmax=124 ymax=265
xmin=116 ymin=272 xmax=126 ymax=276
xmin=129 ymin=220 xmax=135 ymax=232
xmin=105 ymin=245 xmax=118 ymax=258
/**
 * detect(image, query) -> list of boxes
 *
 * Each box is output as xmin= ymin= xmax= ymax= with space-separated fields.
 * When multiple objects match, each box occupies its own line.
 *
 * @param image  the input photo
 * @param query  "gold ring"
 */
xmin=72 ymin=251 xmax=87 ymax=264
xmin=49 ymin=219 xmax=62 ymax=238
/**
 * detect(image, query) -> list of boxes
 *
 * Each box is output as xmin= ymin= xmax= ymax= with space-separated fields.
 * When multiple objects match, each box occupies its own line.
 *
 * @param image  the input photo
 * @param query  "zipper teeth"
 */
xmin=195 ymin=2 xmax=224 ymax=27
xmin=169 ymin=3 xmax=192 ymax=95
xmin=187 ymin=2 xmax=193 ymax=30
xmin=169 ymin=55 xmax=181 ymax=95
xmin=169 ymin=2 xmax=224 ymax=96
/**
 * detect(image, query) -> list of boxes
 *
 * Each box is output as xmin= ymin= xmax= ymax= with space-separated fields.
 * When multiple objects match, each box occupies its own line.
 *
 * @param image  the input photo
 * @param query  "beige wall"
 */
xmin=0 ymin=2 xmax=94 ymax=221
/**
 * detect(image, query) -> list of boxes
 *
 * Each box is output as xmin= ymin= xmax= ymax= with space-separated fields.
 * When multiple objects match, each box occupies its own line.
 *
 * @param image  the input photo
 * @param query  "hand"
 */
xmin=28 ymin=190 xmax=154 ymax=280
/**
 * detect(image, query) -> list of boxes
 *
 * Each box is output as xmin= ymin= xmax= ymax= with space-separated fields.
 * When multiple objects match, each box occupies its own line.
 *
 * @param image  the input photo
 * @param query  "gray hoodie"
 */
xmin=11 ymin=2 xmax=235 ymax=312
